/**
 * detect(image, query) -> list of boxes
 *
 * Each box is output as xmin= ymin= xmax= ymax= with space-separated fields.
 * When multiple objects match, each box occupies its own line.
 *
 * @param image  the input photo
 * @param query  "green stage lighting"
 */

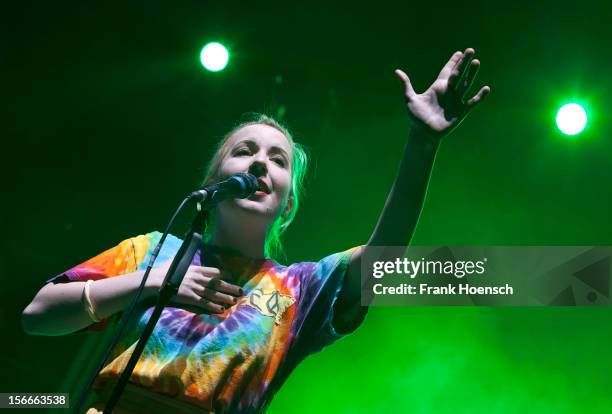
xmin=200 ymin=42 xmax=229 ymax=72
xmin=556 ymin=103 xmax=587 ymax=136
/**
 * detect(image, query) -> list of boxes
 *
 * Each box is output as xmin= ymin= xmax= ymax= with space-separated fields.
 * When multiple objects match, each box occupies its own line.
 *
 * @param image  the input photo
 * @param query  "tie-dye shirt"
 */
xmin=47 ymin=231 xmax=367 ymax=413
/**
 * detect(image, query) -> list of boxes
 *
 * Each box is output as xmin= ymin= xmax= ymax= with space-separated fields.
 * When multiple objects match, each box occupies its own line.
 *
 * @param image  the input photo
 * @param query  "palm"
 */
xmin=395 ymin=48 xmax=490 ymax=137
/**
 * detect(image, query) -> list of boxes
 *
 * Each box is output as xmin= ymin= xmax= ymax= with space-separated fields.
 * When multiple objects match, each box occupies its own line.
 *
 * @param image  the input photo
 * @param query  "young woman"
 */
xmin=22 ymin=48 xmax=489 ymax=413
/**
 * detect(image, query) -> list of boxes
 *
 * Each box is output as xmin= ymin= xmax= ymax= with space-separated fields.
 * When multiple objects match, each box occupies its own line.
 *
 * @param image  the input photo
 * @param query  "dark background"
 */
xmin=2 ymin=1 xmax=611 ymax=412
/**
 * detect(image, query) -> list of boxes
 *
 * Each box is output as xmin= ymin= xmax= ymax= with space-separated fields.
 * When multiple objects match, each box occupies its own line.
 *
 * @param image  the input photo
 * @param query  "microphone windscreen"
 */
xmin=233 ymin=173 xmax=258 ymax=198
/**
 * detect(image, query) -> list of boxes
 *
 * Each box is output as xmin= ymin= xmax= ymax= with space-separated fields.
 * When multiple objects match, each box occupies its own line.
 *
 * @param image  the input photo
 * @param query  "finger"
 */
xmin=193 ymin=266 xmax=232 ymax=280
xmin=173 ymin=295 xmax=226 ymax=314
xmin=196 ymin=286 xmax=238 ymax=306
xmin=207 ymin=278 xmax=244 ymax=297
xmin=438 ymin=50 xmax=463 ymax=80
xmin=460 ymin=59 xmax=480 ymax=99
xmin=449 ymin=48 xmax=475 ymax=90
xmin=394 ymin=69 xmax=416 ymax=99
xmin=454 ymin=47 xmax=475 ymax=76
xmin=466 ymin=85 xmax=491 ymax=108
xmin=193 ymin=266 xmax=221 ymax=277
xmin=196 ymin=298 xmax=226 ymax=314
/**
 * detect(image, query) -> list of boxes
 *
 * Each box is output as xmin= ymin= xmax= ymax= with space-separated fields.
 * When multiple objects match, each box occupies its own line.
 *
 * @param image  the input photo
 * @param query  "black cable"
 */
xmin=72 ymin=196 xmax=194 ymax=414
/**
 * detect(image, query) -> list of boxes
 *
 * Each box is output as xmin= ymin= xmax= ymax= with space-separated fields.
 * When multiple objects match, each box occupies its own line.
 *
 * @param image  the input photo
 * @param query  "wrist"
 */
xmin=141 ymin=270 xmax=161 ymax=298
xmin=82 ymin=280 xmax=102 ymax=322
xmin=408 ymin=123 xmax=442 ymax=152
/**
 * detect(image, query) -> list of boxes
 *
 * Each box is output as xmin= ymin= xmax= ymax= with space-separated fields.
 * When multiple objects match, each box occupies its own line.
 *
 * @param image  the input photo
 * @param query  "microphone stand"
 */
xmin=73 ymin=174 xmax=257 ymax=413
xmin=101 ymin=208 xmax=208 ymax=414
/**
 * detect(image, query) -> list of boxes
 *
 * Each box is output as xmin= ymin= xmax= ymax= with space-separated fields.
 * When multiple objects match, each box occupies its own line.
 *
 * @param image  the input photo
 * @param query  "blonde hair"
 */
xmin=201 ymin=113 xmax=308 ymax=261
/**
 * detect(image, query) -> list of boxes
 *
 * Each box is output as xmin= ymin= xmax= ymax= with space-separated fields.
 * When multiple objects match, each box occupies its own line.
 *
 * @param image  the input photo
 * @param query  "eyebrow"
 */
xmin=234 ymin=139 xmax=290 ymax=160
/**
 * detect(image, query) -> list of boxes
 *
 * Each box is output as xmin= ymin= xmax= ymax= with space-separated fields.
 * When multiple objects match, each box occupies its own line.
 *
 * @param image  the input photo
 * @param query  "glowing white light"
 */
xmin=556 ymin=103 xmax=587 ymax=136
xmin=200 ymin=42 xmax=229 ymax=72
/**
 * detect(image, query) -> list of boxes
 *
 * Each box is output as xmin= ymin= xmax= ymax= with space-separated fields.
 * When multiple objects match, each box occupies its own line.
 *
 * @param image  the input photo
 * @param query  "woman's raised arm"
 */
xmin=334 ymin=48 xmax=491 ymax=327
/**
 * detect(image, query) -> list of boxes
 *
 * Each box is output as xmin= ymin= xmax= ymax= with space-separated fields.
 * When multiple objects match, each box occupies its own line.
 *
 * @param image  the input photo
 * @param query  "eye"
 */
xmin=271 ymin=157 xmax=286 ymax=167
xmin=234 ymin=148 xmax=251 ymax=156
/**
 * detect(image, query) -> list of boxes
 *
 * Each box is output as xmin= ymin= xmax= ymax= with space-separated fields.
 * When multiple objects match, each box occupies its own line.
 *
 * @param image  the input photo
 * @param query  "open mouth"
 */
xmin=256 ymin=179 xmax=271 ymax=194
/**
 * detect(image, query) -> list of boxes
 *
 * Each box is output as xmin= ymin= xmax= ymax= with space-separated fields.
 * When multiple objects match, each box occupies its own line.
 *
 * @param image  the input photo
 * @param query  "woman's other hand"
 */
xmin=148 ymin=262 xmax=244 ymax=314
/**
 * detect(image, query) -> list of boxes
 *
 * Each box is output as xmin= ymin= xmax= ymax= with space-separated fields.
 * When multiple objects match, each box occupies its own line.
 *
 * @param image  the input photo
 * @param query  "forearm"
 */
xmin=337 ymin=125 xmax=440 ymax=312
xmin=22 ymin=271 xmax=158 ymax=336
xmin=368 ymin=124 xmax=440 ymax=246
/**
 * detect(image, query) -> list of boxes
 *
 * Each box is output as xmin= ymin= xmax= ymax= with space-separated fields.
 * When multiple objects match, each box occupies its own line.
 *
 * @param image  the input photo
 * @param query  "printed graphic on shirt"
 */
xmin=246 ymin=288 xmax=296 ymax=324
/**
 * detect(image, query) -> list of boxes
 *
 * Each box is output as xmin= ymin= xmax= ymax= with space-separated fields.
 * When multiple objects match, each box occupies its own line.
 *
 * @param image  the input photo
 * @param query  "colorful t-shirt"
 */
xmin=47 ymin=231 xmax=367 ymax=413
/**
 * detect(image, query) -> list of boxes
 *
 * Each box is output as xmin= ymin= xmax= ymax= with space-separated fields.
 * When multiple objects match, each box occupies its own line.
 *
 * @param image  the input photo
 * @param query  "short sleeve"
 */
xmin=47 ymin=238 xmax=139 ymax=284
xmin=296 ymin=246 xmax=368 ymax=354
xmin=45 ymin=232 xmax=164 ymax=332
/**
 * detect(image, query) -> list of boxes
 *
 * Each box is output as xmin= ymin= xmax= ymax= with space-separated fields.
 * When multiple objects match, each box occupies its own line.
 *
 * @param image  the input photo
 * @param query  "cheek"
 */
xmin=218 ymin=158 xmax=244 ymax=177
xmin=275 ymin=172 xmax=292 ymax=198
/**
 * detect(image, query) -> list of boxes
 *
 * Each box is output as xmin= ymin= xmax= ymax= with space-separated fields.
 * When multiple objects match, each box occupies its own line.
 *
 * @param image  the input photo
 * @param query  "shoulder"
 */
xmin=128 ymin=231 xmax=183 ymax=269
xmin=130 ymin=231 xmax=182 ymax=247
xmin=287 ymin=247 xmax=361 ymax=276
xmin=283 ymin=247 xmax=361 ymax=289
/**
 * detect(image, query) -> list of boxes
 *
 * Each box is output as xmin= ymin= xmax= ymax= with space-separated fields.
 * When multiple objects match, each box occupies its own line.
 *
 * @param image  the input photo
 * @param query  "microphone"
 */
xmin=189 ymin=173 xmax=259 ymax=204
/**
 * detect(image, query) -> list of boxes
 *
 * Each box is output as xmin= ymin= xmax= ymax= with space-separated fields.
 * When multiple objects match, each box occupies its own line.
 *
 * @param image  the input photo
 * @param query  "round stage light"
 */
xmin=200 ymin=42 xmax=229 ymax=72
xmin=556 ymin=103 xmax=587 ymax=136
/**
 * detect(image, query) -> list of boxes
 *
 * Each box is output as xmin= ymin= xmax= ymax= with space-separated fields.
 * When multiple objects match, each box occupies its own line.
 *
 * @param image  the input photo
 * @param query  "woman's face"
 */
xmin=217 ymin=123 xmax=293 ymax=223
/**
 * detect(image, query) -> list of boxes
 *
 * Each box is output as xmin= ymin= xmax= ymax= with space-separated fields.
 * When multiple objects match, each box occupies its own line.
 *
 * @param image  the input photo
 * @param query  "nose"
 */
xmin=248 ymin=159 xmax=267 ymax=177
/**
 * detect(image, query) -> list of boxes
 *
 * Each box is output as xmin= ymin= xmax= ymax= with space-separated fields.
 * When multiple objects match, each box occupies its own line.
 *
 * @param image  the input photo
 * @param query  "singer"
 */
xmin=22 ymin=48 xmax=489 ymax=413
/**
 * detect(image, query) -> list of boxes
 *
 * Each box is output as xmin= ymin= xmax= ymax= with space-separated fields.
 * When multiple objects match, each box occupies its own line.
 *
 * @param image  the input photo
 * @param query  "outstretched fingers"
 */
xmin=448 ymin=48 xmax=475 ymax=90
xmin=394 ymin=69 xmax=416 ymax=100
xmin=461 ymin=59 xmax=480 ymax=99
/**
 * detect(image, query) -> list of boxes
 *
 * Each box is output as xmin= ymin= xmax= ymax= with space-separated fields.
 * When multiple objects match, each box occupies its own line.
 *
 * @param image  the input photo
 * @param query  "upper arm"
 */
xmin=331 ymin=246 xmax=368 ymax=335
xmin=345 ymin=245 xmax=364 ymax=304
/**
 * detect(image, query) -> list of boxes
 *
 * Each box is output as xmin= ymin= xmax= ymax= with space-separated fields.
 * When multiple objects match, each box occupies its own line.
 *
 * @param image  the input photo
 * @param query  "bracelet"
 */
xmin=82 ymin=280 xmax=101 ymax=323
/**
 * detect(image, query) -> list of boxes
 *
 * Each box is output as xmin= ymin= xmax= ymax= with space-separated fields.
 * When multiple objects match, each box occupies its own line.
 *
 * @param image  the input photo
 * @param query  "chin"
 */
xmin=226 ymin=198 xmax=278 ymax=218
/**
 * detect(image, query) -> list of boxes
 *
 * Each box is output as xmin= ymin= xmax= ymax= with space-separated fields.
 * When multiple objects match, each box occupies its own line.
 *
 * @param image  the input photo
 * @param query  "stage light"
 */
xmin=200 ymin=42 xmax=229 ymax=72
xmin=556 ymin=103 xmax=587 ymax=136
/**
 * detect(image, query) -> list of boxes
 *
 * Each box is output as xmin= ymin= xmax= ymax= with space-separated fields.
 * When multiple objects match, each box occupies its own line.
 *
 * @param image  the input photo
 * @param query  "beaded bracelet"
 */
xmin=82 ymin=280 xmax=101 ymax=323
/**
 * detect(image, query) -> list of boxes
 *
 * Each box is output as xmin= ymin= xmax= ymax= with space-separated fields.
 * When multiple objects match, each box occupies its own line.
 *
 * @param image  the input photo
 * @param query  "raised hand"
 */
xmin=394 ymin=47 xmax=491 ymax=138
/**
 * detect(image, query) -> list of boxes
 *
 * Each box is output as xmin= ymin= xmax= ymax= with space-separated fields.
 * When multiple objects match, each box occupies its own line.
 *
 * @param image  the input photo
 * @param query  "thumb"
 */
xmin=394 ymin=69 xmax=416 ymax=99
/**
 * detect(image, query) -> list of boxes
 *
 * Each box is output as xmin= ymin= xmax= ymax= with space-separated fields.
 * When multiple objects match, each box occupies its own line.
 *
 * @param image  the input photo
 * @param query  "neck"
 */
xmin=208 ymin=208 xmax=269 ymax=260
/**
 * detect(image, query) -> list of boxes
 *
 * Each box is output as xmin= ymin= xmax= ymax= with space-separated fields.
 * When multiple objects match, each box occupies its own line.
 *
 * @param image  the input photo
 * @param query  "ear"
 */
xmin=282 ymin=195 xmax=294 ymax=218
